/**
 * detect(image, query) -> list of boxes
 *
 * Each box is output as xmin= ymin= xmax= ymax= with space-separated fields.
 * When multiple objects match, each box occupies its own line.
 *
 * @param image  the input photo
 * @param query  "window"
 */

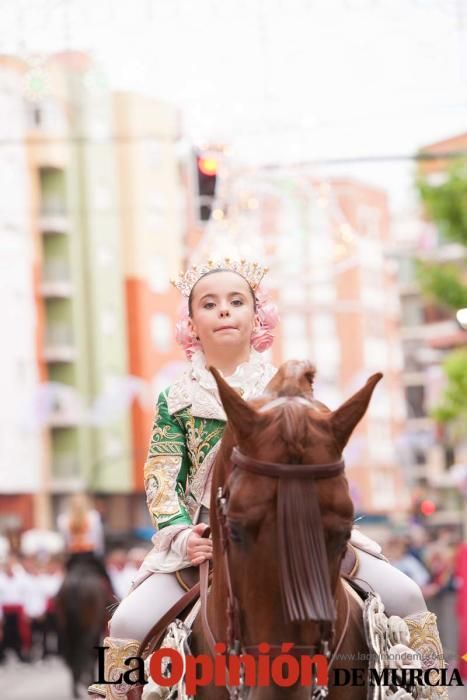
xmin=403 ymin=340 xmax=423 ymax=372
xmin=151 ymin=314 xmax=171 ymax=352
xmin=148 ymin=256 xmax=170 ymax=294
xmin=423 ymin=304 xmax=453 ymax=324
xmin=401 ymin=295 xmax=423 ymax=327
xmin=368 ymin=419 xmax=393 ymax=461
xmin=371 ymin=470 xmax=396 ymax=509
xmin=405 ymin=385 xmax=426 ymax=419
xmin=357 ymin=205 xmax=381 ymax=240
xmin=282 ymin=314 xmax=309 ymax=360
xmin=398 ymin=258 xmax=416 ymax=285
xmin=101 ymin=310 xmax=117 ymax=336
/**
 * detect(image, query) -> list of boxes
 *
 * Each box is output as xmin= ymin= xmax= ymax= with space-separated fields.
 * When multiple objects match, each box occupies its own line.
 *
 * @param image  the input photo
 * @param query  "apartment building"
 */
xmin=113 ymin=91 xmax=188 ymax=527
xmin=26 ymin=53 xmax=132 ymax=526
xmin=0 ymin=56 xmax=44 ymax=530
xmin=393 ymin=133 xmax=467 ymax=524
xmin=252 ymin=175 xmax=408 ymax=515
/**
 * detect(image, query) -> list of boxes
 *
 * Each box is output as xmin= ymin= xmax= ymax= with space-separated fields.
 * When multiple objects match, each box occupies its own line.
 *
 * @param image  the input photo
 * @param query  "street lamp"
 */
xmin=456 ymin=308 xmax=467 ymax=329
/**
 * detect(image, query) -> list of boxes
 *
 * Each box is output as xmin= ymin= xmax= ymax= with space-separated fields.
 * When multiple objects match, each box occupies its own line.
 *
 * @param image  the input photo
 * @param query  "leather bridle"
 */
xmin=199 ymin=397 xmax=350 ymax=699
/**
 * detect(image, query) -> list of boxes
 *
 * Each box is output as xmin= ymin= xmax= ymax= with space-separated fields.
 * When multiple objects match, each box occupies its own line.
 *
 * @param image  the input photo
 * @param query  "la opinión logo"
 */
xmin=96 ymin=643 xmax=328 ymax=695
xmin=95 ymin=644 xmax=465 ymax=695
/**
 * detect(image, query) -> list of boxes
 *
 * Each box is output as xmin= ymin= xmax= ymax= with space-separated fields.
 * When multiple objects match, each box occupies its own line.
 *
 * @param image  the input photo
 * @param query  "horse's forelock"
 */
xmin=249 ymin=391 xmax=346 ymax=625
xmin=266 ymin=359 xmax=316 ymax=399
xmin=253 ymin=400 xmax=334 ymax=464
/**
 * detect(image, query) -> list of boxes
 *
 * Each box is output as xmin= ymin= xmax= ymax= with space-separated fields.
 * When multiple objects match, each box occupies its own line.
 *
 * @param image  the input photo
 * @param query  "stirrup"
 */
xmin=87 ymin=637 xmax=143 ymax=700
xmin=404 ymin=611 xmax=448 ymax=699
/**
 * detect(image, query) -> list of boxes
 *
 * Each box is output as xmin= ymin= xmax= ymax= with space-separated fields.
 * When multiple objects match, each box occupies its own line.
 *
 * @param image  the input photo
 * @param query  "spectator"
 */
xmin=385 ymin=535 xmax=438 ymax=598
xmin=106 ymin=549 xmax=133 ymax=601
xmin=455 ymin=541 xmax=467 ymax=680
xmin=0 ymin=556 xmax=31 ymax=662
xmin=38 ymin=556 xmax=63 ymax=658
xmin=20 ymin=556 xmax=48 ymax=660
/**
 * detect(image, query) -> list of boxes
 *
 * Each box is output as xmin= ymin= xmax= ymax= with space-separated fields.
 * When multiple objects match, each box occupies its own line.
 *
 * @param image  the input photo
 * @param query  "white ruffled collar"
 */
xmin=167 ymin=349 xmax=277 ymax=419
xmin=190 ymin=348 xmax=266 ymax=395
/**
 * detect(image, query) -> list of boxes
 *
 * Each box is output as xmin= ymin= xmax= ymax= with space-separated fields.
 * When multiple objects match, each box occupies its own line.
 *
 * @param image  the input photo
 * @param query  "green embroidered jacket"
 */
xmin=143 ymin=389 xmax=225 ymax=531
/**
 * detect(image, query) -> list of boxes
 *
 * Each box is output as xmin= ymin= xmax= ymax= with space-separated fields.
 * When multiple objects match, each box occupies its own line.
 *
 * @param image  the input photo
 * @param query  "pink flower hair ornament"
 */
xmin=175 ymin=286 xmax=279 ymax=359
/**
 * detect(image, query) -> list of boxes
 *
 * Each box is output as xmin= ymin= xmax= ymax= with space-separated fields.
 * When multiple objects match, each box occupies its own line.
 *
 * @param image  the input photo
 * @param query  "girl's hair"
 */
xmin=187 ymin=269 xmax=257 ymax=317
xmin=68 ymin=492 xmax=90 ymax=534
xmin=176 ymin=273 xmax=279 ymax=359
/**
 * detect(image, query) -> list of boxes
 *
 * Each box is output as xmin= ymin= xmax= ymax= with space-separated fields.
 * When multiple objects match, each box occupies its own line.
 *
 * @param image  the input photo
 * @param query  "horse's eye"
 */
xmin=227 ymin=520 xmax=244 ymax=545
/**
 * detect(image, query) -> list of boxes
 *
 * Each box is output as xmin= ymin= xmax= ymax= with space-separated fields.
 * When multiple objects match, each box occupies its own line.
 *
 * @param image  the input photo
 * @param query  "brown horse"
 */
xmin=56 ymin=556 xmax=111 ymax=698
xmin=190 ymin=359 xmax=383 ymax=700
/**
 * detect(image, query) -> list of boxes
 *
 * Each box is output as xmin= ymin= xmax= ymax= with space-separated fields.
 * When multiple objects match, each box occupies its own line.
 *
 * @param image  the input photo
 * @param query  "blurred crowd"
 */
xmin=0 ymin=546 xmax=149 ymax=664
xmin=0 ymin=554 xmax=63 ymax=663
xmin=1 ymin=514 xmax=466 ymax=677
xmin=384 ymin=525 xmax=467 ymax=670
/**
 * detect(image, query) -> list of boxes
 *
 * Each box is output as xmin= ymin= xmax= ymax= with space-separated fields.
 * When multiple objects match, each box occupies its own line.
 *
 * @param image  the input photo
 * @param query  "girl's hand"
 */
xmin=187 ymin=523 xmax=213 ymax=566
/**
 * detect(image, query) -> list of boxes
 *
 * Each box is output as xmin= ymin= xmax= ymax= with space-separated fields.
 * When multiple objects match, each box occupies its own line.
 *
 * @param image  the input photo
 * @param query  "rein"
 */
xmin=200 ymin=420 xmax=349 ymax=699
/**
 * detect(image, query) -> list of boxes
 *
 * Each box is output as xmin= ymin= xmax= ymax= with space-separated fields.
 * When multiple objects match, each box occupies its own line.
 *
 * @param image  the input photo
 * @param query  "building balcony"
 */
xmin=43 ymin=324 xmax=76 ymax=363
xmin=402 ymin=371 xmax=426 ymax=386
xmin=421 ymin=242 xmax=466 ymax=264
xmin=406 ymin=416 xmax=433 ymax=431
xmin=429 ymin=328 xmax=467 ymax=350
xmin=399 ymin=281 xmax=419 ymax=296
xmin=41 ymin=261 xmax=73 ymax=298
xmin=39 ymin=207 xmax=70 ymax=234
xmin=50 ymin=454 xmax=85 ymax=492
xmin=400 ymin=319 xmax=459 ymax=342
xmin=48 ymin=405 xmax=81 ymax=428
xmin=51 ymin=454 xmax=80 ymax=477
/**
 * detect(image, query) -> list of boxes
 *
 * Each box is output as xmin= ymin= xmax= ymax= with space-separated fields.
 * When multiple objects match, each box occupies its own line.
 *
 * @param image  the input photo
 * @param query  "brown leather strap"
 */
xmin=340 ymin=543 xmax=358 ymax=578
xmin=328 ymin=585 xmax=350 ymax=671
xmin=200 ymin=558 xmax=216 ymax=655
xmin=351 ymin=540 xmax=388 ymax=562
xmin=137 ymin=582 xmax=201 ymax=656
xmin=231 ymin=447 xmax=345 ymax=479
xmin=199 ymin=526 xmax=218 ymax=655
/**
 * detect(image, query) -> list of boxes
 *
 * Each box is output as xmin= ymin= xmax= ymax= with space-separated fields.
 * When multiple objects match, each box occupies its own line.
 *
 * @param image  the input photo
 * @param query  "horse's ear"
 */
xmin=210 ymin=366 xmax=260 ymax=442
xmin=330 ymin=373 xmax=383 ymax=451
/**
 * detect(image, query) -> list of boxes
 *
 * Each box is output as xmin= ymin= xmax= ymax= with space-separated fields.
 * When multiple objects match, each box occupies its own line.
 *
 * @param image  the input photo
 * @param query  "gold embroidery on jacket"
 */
xmin=405 ymin=611 xmax=445 ymax=669
xmin=147 ymin=406 xmax=185 ymax=457
xmin=185 ymin=413 xmax=224 ymax=477
xmin=144 ymin=455 xmax=184 ymax=524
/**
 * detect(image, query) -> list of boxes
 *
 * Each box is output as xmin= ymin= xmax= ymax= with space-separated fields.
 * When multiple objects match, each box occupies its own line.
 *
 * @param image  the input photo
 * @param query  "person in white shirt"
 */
xmin=0 ymin=557 xmax=31 ymax=661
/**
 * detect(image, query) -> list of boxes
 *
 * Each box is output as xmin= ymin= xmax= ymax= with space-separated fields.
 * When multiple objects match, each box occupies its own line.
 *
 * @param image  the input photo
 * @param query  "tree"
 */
xmin=415 ymin=159 xmax=467 ymax=432
xmin=431 ymin=349 xmax=467 ymax=440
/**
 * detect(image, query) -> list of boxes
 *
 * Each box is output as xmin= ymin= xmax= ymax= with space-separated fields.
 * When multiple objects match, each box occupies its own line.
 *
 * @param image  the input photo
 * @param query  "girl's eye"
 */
xmin=232 ymin=299 xmax=243 ymax=306
xmin=203 ymin=302 xmax=215 ymax=309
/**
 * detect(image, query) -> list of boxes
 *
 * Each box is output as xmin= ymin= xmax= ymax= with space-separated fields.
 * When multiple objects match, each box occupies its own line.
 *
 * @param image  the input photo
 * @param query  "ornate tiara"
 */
xmin=171 ymin=258 xmax=269 ymax=297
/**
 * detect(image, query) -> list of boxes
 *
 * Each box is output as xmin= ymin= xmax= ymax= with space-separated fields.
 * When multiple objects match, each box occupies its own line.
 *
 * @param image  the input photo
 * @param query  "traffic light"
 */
xmin=412 ymin=497 xmax=437 ymax=522
xmin=195 ymin=151 xmax=218 ymax=221
xmin=419 ymin=499 xmax=436 ymax=517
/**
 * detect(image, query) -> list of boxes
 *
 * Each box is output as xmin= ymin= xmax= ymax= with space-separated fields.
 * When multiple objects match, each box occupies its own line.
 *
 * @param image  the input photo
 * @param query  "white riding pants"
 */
xmin=109 ymin=549 xmax=426 ymax=642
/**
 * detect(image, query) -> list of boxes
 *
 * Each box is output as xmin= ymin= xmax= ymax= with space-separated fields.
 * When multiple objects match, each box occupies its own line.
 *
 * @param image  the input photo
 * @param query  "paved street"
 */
xmin=1 ymin=654 xmax=466 ymax=699
xmin=1 ymin=655 xmax=82 ymax=700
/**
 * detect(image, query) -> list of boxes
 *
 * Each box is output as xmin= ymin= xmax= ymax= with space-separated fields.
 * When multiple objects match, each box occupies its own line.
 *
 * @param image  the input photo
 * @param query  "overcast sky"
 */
xmin=2 ymin=0 xmax=467 ymax=209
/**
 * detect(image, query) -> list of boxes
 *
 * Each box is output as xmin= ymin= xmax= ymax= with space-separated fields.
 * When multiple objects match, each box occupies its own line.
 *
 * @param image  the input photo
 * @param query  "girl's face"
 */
xmin=189 ymin=271 xmax=257 ymax=357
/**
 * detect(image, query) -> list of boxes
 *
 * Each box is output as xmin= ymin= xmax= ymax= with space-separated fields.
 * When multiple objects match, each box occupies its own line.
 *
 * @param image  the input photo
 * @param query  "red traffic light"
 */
xmin=198 ymin=156 xmax=218 ymax=177
xmin=420 ymin=499 xmax=436 ymax=517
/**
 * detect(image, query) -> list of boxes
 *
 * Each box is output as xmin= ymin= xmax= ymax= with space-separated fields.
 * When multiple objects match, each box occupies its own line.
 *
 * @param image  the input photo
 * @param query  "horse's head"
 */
xmin=209 ymin=359 xmax=382 ymax=657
